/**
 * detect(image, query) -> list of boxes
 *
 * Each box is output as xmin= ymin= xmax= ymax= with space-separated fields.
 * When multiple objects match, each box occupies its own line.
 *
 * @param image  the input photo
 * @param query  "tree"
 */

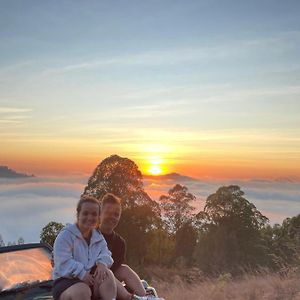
xmin=17 ymin=237 xmax=24 ymax=245
xmin=203 ymin=185 xmax=268 ymax=230
xmin=83 ymin=155 xmax=161 ymax=264
xmin=117 ymin=204 xmax=160 ymax=265
xmin=159 ymin=184 xmax=197 ymax=262
xmin=40 ymin=221 xmax=64 ymax=247
xmin=145 ymin=227 xmax=175 ymax=265
xmin=160 ymin=184 xmax=196 ymax=234
xmin=0 ymin=234 xmax=5 ymax=247
xmin=83 ymin=155 xmax=156 ymax=209
xmin=194 ymin=185 xmax=269 ymax=274
xmin=278 ymin=214 xmax=300 ymax=265
xmin=261 ymin=214 xmax=300 ymax=269
xmin=175 ymin=221 xmax=198 ymax=264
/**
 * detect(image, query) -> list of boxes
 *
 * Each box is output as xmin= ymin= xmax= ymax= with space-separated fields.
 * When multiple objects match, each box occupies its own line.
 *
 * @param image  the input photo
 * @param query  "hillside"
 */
xmin=0 ymin=166 xmax=34 ymax=178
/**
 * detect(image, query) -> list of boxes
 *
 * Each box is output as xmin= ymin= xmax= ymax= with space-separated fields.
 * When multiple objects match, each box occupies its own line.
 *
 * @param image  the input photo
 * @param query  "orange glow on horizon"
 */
xmin=3 ymin=153 xmax=300 ymax=180
xmin=2 ymin=139 xmax=300 ymax=180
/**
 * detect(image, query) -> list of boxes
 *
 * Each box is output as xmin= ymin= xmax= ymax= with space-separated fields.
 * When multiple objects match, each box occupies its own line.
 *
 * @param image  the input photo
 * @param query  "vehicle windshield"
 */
xmin=0 ymin=247 xmax=52 ymax=292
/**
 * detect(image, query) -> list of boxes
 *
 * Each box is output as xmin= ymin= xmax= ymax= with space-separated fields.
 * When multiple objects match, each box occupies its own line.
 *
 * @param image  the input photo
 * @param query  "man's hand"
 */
xmin=94 ymin=263 xmax=108 ymax=285
xmin=82 ymin=272 xmax=95 ymax=286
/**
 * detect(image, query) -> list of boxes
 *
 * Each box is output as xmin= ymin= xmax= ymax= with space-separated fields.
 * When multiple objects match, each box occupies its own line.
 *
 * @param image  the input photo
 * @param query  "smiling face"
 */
xmin=77 ymin=201 xmax=100 ymax=233
xmin=100 ymin=203 xmax=121 ymax=232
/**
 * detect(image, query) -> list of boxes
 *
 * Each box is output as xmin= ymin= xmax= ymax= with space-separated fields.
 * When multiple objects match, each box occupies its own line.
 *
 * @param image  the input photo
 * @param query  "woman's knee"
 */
xmin=96 ymin=270 xmax=117 ymax=299
xmin=100 ymin=270 xmax=116 ymax=288
xmin=105 ymin=269 xmax=116 ymax=284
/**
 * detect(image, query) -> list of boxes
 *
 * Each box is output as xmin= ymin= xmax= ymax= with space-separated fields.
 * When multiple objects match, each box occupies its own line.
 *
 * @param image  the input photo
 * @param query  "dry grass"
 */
xmin=150 ymin=270 xmax=300 ymax=300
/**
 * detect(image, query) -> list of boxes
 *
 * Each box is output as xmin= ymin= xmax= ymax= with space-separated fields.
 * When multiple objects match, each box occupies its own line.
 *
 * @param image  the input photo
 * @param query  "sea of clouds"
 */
xmin=0 ymin=175 xmax=299 ymax=244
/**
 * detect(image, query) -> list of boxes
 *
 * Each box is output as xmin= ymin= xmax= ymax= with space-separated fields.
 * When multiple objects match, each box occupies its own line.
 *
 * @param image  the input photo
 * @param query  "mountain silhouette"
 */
xmin=0 ymin=166 xmax=35 ymax=178
xmin=143 ymin=172 xmax=196 ymax=182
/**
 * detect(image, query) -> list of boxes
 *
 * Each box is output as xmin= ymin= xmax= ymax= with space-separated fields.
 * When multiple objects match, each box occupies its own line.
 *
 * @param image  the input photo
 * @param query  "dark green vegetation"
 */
xmin=40 ymin=221 xmax=64 ymax=248
xmin=40 ymin=155 xmax=300 ymax=276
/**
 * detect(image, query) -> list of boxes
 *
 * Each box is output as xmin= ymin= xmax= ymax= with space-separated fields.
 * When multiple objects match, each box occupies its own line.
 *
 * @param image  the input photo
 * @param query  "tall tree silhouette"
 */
xmin=160 ymin=184 xmax=196 ymax=233
xmin=83 ymin=155 xmax=156 ymax=209
xmin=83 ymin=154 xmax=161 ymax=264
xmin=160 ymin=184 xmax=197 ymax=262
xmin=262 ymin=214 xmax=300 ymax=268
xmin=195 ymin=185 xmax=269 ymax=274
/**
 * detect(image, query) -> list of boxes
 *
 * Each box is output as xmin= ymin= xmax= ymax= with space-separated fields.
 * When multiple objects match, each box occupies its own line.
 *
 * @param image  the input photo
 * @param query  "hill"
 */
xmin=143 ymin=172 xmax=197 ymax=182
xmin=0 ymin=166 xmax=35 ymax=178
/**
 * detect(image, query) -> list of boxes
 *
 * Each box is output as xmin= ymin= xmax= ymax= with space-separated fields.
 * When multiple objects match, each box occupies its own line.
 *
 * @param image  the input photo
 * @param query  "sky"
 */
xmin=1 ymin=1 xmax=300 ymax=178
xmin=1 ymin=1 xmax=300 ymax=243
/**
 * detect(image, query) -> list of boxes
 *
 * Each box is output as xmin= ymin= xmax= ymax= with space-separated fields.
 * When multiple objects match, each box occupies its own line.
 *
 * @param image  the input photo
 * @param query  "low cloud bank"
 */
xmin=1 ymin=174 xmax=299 ymax=244
xmin=0 ymin=176 xmax=87 ymax=244
xmin=144 ymin=175 xmax=300 ymax=225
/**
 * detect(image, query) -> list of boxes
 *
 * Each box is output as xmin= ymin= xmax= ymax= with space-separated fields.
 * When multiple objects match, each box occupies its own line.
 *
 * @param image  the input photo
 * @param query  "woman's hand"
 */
xmin=94 ymin=263 xmax=108 ymax=285
xmin=82 ymin=272 xmax=95 ymax=286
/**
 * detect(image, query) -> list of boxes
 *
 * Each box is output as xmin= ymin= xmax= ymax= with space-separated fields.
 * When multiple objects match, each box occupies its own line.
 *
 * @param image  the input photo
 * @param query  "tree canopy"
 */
xmin=195 ymin=185 xmax=270 ymax=274
xmin=83 ymin=154 xmax=155 ymax=208
xmin=160 ymin=184 xmax=196 ymax=233
xmin=36 ymin=155 xmax=299 ymax=276
xmin=40 ymin=221 xmax=64 ymax=247
xmin=83 ymin=154 xmax=160 ymax=264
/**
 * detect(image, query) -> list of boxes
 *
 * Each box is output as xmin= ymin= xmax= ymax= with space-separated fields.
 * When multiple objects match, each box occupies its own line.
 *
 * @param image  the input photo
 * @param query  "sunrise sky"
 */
xmin=1 ymin=1 xmax=300 ymax=179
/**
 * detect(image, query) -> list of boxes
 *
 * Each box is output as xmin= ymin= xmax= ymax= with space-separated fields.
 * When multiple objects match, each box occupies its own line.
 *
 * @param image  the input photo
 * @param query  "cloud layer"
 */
xmin=0 ymin=176 xmax=86 ymax=244
xmin=0 ymin=174 xmax=299 ymax=244
xmin=144 ymin=174 xmax=300 ymax=225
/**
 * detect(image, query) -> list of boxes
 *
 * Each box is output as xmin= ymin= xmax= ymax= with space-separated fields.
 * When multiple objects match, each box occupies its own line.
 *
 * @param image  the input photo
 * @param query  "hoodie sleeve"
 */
xmin=96 ymin=237 xmax=114 ymax=268
xmin=53 ymin=230 xmax=87 ymax=280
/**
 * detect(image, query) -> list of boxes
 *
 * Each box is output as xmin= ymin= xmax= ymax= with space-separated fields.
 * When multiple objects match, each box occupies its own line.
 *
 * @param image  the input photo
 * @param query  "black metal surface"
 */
xmin=0 ymin=243 xmax=52 ymax=254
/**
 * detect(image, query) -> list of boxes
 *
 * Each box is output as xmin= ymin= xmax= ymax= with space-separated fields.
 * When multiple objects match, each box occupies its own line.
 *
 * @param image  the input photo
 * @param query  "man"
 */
xmin=98 ymin=193 xmax=150 ymax=300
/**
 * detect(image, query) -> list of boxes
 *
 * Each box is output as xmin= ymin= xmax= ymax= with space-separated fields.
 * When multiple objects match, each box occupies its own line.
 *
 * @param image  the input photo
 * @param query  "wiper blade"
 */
xmin=10 ymin=280 xmax=42 ymax=291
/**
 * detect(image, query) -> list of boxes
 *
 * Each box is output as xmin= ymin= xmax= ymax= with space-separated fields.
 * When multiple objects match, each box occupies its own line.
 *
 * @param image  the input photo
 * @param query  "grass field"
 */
xmin=147 ymin=267 xmax=300 ymax=300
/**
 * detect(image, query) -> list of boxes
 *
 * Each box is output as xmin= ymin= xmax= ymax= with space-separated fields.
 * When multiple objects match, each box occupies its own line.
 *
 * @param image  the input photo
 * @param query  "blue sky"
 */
xmin=1 ymin=0 xmax=300 ymax=243
xmin=0 ymin=0 xmax=300 ymax=178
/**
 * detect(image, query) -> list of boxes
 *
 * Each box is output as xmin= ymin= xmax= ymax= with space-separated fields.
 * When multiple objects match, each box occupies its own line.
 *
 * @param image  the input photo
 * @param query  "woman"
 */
xmin=52 ymin=195 xmax=117 ymax=300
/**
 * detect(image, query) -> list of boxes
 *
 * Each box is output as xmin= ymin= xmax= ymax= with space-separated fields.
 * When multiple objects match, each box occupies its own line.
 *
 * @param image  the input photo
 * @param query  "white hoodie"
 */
xmin=53 ymin=223 xmax=113 ymax=280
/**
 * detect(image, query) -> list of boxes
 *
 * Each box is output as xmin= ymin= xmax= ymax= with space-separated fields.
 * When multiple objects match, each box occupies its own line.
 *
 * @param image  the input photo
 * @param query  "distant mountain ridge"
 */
xmin=144 ymin=173 xmax=298 ymax=183
xmin=143 ymin=172 xmax=197 ymax=182
xmin=0 ymin=166 xmax=35 ymax=178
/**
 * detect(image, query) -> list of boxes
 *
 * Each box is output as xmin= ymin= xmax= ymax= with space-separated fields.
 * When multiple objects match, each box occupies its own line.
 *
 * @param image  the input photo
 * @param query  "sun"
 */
xmin=148 ymin=165 xmax=162 ymax=175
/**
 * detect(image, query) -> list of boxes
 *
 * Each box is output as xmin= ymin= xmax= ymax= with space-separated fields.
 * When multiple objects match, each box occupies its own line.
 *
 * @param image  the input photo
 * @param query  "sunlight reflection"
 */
xmin=0 ymin=248 xmax=52 ymax=291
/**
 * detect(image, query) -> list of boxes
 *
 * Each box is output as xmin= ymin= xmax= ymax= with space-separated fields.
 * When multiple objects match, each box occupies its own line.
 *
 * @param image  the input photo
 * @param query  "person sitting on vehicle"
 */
xmin=98 ymin=193 xmax=147 ymax=300
xmin=52 ymin=195 xmax=117 ymax=300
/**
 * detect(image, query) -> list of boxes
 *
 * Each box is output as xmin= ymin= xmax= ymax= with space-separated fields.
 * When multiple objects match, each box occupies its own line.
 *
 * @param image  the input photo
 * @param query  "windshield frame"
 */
xmin=0 ymin=243 xmax=52 ymax=254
